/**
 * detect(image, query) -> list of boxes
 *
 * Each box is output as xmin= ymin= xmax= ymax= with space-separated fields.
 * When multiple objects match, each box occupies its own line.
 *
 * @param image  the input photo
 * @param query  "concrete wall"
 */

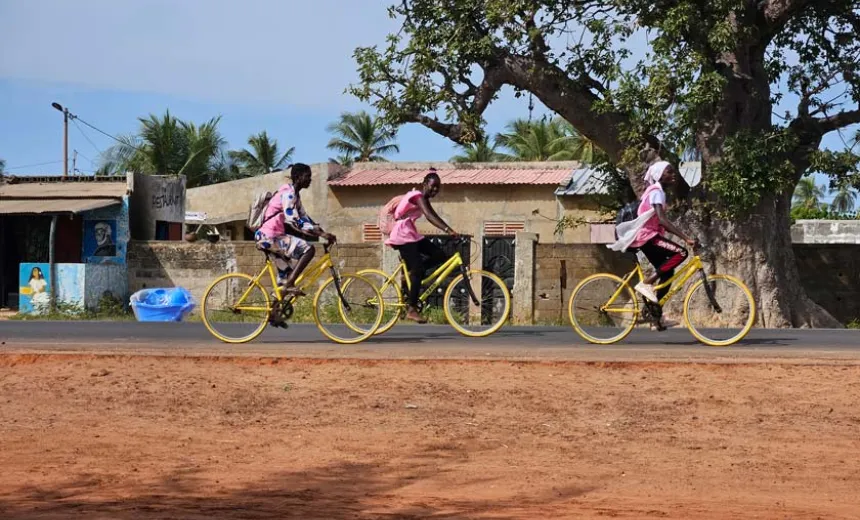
xmin=532 ymin=244 xmax=637 ymax=323
xmin=791 ymin=220 xmax=860 ymax=244
xmin=795 ymin=244 xmax=860 ymax=324
xmin=184 ymin=163 xmax=343 ymax=228
xmin=327 ymin=184 xmax=602 ymax=244
xmin=126 ymin=240 xmax=381 ymax=310
xmin=85 ymin=264 xmax=128 ymax=309
xmin=129 ymin=173 xmax=186 ymax=240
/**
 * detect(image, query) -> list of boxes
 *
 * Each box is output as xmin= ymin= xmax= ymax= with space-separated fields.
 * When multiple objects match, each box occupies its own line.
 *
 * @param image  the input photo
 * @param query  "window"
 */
xmin=483 ymin=221 xmax=525 ymax=237
xmin=362 ymin=223 xmax=383 ymax=242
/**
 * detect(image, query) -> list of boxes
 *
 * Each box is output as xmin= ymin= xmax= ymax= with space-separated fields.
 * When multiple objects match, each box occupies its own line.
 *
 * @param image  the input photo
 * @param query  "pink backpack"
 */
xmin=377 ymin=195 xmax=404 ymax=236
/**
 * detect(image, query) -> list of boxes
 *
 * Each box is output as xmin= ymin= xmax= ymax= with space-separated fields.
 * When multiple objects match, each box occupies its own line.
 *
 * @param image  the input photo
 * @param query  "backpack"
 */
xmin=614 ymin=200 xmax=640 ymax=239
xmin=377 ymin=194 xmax=405 ymax=236
xmin=247 ymin=190 xmax=277 ymax=231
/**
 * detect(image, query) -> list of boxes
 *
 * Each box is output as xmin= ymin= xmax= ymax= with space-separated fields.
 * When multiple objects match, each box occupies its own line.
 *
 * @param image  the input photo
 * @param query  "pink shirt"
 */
xmin=630 ymin=183 xmax=666 ymax=248
xmin=384 ymin=189 xmax=425 ymax=246
xmin=258 ymin=183 xmax=313 ymax=237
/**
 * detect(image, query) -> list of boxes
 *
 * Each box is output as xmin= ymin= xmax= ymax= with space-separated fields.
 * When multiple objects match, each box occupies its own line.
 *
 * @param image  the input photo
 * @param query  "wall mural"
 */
xmin=83 ymin=219 xmax=118 ymax=260
xmin=19 ymin=262 xmax=50 ymax=314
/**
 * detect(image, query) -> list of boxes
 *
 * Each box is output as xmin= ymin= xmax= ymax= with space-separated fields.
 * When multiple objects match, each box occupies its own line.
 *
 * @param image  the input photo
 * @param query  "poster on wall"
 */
xmin=19 ymin=263 xmax=51 ymax=314
xmin=83 ymin=219 xmax=118 ymax=261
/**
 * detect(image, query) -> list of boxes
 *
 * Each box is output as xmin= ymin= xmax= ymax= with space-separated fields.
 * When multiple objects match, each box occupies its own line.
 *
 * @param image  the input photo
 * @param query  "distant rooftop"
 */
xmin=328 ymin=161 xmax=580 ymax=187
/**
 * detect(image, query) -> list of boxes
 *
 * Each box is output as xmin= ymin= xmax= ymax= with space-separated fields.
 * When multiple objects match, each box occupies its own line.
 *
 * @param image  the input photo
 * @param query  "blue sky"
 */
xmin=1 ymin=0 xmax=856 ymax=200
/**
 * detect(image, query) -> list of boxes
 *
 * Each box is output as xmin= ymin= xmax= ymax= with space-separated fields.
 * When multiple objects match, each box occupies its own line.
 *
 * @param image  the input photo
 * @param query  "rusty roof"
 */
xmin=0 ymin=198 xmax=122 ymax=215
xmin=328 ymin=163 xmax=576 ymax=187
xmin=0 ymin=180 xmax=129 ymax=199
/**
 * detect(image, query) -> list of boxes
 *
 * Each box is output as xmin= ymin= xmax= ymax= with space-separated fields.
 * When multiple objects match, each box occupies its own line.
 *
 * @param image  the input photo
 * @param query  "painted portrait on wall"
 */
xmin=83 ymin=219 xmax=117 ymax=260
xmin=19 ymin=263 xmax=51 ymax=314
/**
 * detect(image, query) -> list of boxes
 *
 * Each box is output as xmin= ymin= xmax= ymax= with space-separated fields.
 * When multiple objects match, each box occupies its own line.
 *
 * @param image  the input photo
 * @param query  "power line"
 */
xmin=72 ymin=118 xmax=103 ymax=157
xmin=5 ymin=160 xmax=64 ymax=171
xmin=70 ymin=114 xmax=143 ymax=152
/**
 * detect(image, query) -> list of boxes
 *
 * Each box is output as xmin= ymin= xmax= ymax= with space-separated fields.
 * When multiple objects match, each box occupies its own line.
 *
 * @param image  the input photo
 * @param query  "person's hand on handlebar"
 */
xmin=445 ymin=226 xmax=459 ymax=238
xmin=685 ymin=237 xmax=700 ymax=249
xmin=322 ymin=232 xmax=337 ymax=244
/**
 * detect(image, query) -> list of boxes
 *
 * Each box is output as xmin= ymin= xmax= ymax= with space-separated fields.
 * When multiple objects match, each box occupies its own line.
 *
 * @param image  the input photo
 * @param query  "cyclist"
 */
xmin=255 ymin=163 xmax=336 ymax=297
xmin=624 ymin=161 xmax=698 ymax=324
xmin=384 ymin=170 xmax=458 ymax=323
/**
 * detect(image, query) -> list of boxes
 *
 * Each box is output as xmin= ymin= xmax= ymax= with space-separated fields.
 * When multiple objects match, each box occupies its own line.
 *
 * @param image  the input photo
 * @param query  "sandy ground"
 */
xmin=1 ymin=354 xmax=859 ymax=519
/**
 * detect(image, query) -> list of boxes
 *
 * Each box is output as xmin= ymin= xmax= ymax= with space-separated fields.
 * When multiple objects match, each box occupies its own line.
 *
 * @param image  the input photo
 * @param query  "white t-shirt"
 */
xmin=648 ymin=185 xmax=666 ymax=206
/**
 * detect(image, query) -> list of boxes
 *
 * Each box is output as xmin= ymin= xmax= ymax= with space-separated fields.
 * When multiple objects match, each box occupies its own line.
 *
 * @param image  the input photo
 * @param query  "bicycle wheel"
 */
xmin=443 ymin=269 xmax=511 ymax=337
xmin=202 ymin=273 xmax=270 ymax=343
xmin=568 ymin=273 xmax=638 ymax=344
xmin=313 ymin=273 xmax=384 ymax=344
xmin=683 ymin=274 xmax=755 ymax=346
xmin=355 ymin=268 xmax=404 ymax=335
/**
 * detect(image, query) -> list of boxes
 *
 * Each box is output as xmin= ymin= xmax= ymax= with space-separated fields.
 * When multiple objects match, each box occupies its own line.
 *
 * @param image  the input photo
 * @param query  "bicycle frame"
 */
xmin=604 ymin=255 xmax=706 ymax=313
xmin=234 ymin=246 xmax=337 ymax=310
xmin=376 ymin=250 xmax=479 ymax=308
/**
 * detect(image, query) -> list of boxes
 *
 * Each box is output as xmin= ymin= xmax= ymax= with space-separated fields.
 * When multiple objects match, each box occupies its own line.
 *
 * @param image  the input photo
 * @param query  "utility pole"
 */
xmin=51 ymin=102 xmax=70 ymax=178
xmin=72 ymin=150 xmax=78 ymax=176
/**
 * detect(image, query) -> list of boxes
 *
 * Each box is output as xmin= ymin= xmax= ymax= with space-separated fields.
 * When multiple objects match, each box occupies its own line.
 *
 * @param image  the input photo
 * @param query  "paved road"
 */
xmin=2 ymin=321 xmax=859 ymax=363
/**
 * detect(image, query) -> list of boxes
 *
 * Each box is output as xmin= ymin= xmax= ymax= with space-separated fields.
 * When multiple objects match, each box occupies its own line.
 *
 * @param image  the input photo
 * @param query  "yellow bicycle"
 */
xmin=355 ymin=237 xmax=511 ymax=337
xmin=568 ymin=246 xmax=755 ymax=346
xmin=201 ymin=242 xmax=383 ymax=344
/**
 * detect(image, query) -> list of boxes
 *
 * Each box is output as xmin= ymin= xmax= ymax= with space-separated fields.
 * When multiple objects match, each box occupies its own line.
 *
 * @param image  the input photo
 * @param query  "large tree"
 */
xmin=326 ymin=111 xmax=400 ymax=162
xmin=228 ymin=131 xmax=294 ymax=175
xmin=349 ymin=0 xmax=860 ymax=327
xmin=101 ymin=110 xmax=228 ymax=187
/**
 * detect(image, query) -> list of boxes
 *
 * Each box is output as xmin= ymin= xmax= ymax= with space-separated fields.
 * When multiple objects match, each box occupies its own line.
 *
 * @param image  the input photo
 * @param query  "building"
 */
xmin=0 ymin=172 xmax=185 ymax=312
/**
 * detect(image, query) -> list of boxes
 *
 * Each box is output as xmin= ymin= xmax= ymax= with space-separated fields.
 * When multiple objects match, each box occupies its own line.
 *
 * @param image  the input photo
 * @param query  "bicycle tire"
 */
xmin=442 ymin=269 xmax=511 ymax=337
xmin=568 ymin=273 xmax=639 ymax=344
xmin=201 ymin=273 xmax=270 ymax=344
xmin=683 ymin=274 xmax=755 ymax=346
xmin=354 ymin=269 xmax=403 ymax=335
xmin=313 ymin=273 xmax=384 ymax=344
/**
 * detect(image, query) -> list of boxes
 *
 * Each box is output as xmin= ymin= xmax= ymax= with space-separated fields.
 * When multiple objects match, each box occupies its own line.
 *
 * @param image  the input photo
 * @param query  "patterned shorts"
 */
xmin=254 ymin=231 xmax=311 ymax=260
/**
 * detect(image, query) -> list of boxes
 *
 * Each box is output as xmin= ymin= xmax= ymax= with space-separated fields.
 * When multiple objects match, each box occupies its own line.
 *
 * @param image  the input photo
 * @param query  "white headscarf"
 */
xmin=644 ymin=161 xmax=670 ymax=185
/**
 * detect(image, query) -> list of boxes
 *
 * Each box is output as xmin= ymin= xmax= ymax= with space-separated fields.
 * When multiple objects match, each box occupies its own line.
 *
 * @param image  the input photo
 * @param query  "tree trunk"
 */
xmin=683 ymin=194 xmax=841 ymax=328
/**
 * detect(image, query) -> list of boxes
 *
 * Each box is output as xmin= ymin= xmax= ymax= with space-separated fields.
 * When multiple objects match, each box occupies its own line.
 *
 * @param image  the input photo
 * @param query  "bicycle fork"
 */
xmin=698 ymin=270 xmax=723 ymax=313
xmin=329 ymin=268 xmax=353 ymax=313
xmin=460 ymin=265 xmax=481 ymax=307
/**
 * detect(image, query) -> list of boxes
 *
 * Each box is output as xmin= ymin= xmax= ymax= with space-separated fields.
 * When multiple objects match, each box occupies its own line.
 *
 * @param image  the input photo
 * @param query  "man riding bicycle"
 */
xmin=255 ymin=163 xmax=336 ymax=297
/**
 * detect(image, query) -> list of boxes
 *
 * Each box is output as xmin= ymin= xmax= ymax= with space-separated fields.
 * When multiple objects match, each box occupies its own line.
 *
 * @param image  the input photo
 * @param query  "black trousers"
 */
xmin=638 ymin=236 xmax=689 ymax=301
xmin=393 ymin=238 xmax=448 ymax=307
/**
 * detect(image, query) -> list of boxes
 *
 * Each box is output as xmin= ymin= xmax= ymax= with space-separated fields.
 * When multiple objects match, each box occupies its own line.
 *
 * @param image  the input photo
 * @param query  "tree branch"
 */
xmin=816 ymin=108 xmax=860 ymax=134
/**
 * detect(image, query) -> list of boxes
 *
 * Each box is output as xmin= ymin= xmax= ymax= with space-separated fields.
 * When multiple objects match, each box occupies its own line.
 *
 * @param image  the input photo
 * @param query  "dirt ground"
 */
xmin=1 ymin=355 xmax=859 ymax=519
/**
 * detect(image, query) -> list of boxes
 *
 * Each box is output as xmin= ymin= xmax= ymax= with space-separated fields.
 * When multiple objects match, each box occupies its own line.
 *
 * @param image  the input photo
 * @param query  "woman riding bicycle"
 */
xmin=384 ymin=169 xmax=458 ymax=323
xmin=624 ymin=161 xmax=699 ymax=328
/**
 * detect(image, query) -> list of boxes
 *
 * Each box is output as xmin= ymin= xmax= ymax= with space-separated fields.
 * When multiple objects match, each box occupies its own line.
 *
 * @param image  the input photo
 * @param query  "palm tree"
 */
xmin=228 ymin=131 xmax=294 ymax=175
xmin=792 ymin=177 xmax=826 ymax=210
xmin=101 ymin=110 xmax=227 ymax=187
xmin=328 ymin=154 xmax=355 ymax=167
xmin=830 ymin=184 xmax=858 ymax=215
xmin=0 ymin=158 xmax=6 ymax=175
xmin=326 ymin=111 xmax=399 ymax=162
xmin=450 ymin=135 xmax=504 ymax=163
xmin=494 ymin=117 xmax=599 ymax=162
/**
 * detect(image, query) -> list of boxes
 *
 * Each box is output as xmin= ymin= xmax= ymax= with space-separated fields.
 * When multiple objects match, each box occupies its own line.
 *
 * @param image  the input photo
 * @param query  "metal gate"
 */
xmin=482 ymin=237 xmax=515 ymax=294
xmin=424 ymin=235 xmax=471 ymax=309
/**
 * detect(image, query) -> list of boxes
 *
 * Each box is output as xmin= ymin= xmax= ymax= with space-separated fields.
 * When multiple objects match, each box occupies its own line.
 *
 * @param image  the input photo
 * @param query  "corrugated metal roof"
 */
xmin=328 ymin=167 xmax=572 ymax=186
xmin=555 ymin=161 xmax=702 ymax=196
xmin=0 ymin=181 xmax=128 ymax=199
xmin=554 ymin=167 xmax=611 ymax=195
xmin=0 ymin=198 xmax=122 ymax=215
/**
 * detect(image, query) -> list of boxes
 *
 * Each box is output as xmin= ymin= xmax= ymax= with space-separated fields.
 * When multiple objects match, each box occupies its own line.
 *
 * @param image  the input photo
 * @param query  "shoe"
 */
xmin=635 ymin=282 xmax=659 ymax=303
xmin=405 ymin=310 xmax=428 ymax=324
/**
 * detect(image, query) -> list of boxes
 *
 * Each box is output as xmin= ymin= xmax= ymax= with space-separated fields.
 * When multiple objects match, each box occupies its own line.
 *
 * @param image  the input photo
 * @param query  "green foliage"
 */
xmin=12 ymin=294 xmax=131 ymax=321
xmin=228 ymin=131 xmax=294 ymax=175
xmin=494 ymin=117 xmax=599 ymax=162
xmin=790 ymin=205 xmax=858 ymax=222
xmin=450 ymin=135 xmax=504 ymax=163
xmin=101 ymin=110 xmax=229 ymax=187
xmin=792 ymin=177 xmax=827 ymax=210
xmin=705 ymin=129 xmax=798 ymax=216
xmin=847 ymin=318 xmax=860 ymax=330
xmin=326 ymin=111 xmax=400 ymax=163
xmin=0 ymin=157 xmax=5 ymax=175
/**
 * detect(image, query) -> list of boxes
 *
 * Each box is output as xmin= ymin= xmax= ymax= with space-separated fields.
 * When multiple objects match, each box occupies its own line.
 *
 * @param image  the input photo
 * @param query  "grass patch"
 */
xmin=847 ymin=318 xmax=860 ymax=330
xmin=10 ymin=295 xmax=133 ymax=321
